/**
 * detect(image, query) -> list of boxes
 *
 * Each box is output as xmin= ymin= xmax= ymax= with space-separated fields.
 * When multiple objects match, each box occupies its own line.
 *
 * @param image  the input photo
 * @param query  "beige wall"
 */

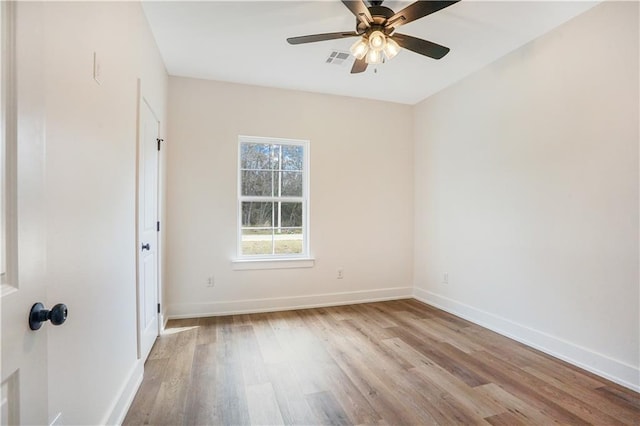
xmin=165 ymin=77 xmax=414 ymax=316
xmin=42 ymin=2 xmax=168 ymax=424
xmin=413 ymin=1 xmax=639 ymax=389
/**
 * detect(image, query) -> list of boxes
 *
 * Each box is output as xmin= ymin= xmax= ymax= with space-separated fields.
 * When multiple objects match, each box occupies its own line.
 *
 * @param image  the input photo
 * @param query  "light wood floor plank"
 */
xmin=124 ymin=299 xmax=640 ymax=425
xmin=474 ymin=349 xmax=625 ymax=425
xmin=147 ymin=377 xmax=189 ymax=426
xmin=246 ymin=382 xmax=285 ymax=426
xmin=475 ymin=383 xmax=559 ymax=424
xmin=305 ymin=390 xmax=351 ymax=426
xmin=184 ymin=343 xmax=219 ymax=426
xmin=122 ymin=358 xmax=168 ymax=425
xmin=382 ymin=336 xmax=504 ymax=418
xmin=523 ymin=365 xmax=640 ymax=425
xmin=264 ymin=362 xmax=319 ymax=425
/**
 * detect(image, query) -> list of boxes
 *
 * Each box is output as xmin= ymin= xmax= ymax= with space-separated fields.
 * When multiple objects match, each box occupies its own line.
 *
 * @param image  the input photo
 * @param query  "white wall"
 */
xmin=413 ymin=1 xmax=639 ymax=390
xmin=42 ymin=2 xmax=167 ymax=424
xmin=166 ymin=77 xmax=414 ymax=317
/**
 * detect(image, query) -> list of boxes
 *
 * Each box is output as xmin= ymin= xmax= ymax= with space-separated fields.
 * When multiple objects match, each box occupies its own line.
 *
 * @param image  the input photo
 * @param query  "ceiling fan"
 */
xmin=287 ymin=0 xmax=460 ymax=74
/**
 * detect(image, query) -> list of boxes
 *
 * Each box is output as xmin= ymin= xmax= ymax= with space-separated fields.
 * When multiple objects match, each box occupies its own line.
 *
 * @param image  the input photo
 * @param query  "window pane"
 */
xmin=280 ymin=202 xmax=302 ymax=227
xmin=241 ymin=143 xmax=277 ymax=170
xmin=275 ymin=228 xmax=303 ymax=254
xmin=281 ymin=145 xmax=303 ymax=171
xmin=238 ymin=138 xmax=307 ymax=258
xmin=280 ymin=171 xmax=302 ymax=197
xmin=242 ymin=228 xmax=273 ymax=255
xmin=241 ymin=170 xmax=273 ymax=196
xmin=241 ymin=202 xmax=273 ymax=227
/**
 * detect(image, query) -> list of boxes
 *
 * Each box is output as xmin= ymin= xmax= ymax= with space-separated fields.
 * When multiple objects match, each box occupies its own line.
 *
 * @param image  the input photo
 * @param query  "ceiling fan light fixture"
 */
xmin=350 ymin=37 xmax=369 ymax=60
xmin=286 ymin=0 xmax=460 ymax=74
xmin=383 ymin=37 xmax=400 ymax=60
xmin=368 ymin=30 xmax=386 ymax=51
xmin=366 ymin=48 xmax=382 ymax=65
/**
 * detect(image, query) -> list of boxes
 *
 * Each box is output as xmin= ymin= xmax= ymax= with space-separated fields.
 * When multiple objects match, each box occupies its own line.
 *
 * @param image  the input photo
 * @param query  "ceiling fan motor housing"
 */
xmin=356 ymin=5 xmax=395 ymax=34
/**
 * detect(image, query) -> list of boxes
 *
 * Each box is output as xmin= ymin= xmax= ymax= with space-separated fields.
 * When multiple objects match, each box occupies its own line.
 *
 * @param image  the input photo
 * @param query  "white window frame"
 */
xmin=235 ymin=135 xmax=311 ymax=265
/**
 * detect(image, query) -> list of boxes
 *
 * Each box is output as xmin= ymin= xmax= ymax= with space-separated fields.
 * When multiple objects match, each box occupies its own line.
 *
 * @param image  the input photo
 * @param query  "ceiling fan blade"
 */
xmin=387 ymin=1 xmax=459 ymax=29
xmin=351 ymin=57 xmax=368 ymax=74
xmin=287 ymin=31 xmax=359 ymax=45
xmin=341 ymin=1 xmax=373 ymax=26
xmin=392 ymin=33 xmax=450 ymax=59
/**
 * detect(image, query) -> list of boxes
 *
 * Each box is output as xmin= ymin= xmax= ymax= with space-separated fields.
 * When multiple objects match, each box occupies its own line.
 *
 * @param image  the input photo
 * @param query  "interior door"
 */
xmin=137 ymin=94 xmax=160 ymax=361
xmin=1 ymin=2 xmax=49 ymax=424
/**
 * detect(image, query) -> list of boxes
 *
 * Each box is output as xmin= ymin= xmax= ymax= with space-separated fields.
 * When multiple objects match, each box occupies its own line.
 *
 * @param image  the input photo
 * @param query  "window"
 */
xmin=238 ymin=136 xmax=309 ymax=259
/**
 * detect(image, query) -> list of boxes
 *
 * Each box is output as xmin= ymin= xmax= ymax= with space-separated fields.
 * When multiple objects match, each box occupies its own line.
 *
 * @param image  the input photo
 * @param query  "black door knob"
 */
xmin=141 ymin=243 xmax=150 ymax=251
xmin=29 ymin=302 xmax=68 ymax=330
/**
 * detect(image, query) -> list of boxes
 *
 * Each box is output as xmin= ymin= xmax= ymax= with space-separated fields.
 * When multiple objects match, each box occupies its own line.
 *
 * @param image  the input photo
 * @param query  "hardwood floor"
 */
xmin=123 ymin=299 xmax=640 ymax=425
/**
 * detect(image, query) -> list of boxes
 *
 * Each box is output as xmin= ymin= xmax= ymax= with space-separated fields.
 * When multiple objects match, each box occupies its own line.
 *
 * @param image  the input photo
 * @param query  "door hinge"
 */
xmin=157 ymin=138 xmax=164 ymax=151
xmin=157 ymin=221 xmax=160 ymax=232
xmin=157 ymin=303 xmax=161 ymax=314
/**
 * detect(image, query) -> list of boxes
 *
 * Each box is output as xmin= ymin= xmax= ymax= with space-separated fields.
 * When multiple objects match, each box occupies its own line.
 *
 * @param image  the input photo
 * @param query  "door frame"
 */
xmin=135 ymin=79 xmax=162 ymax=360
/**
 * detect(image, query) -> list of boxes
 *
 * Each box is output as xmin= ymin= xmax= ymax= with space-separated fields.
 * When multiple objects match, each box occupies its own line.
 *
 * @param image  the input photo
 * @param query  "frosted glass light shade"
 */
xmin=366 ymin=48 xmax=382 ymax=64
xmin=350 ymin=38 xmax=369 ymax=60
xmin=383 ymin=38 xmax=400 ymax=60
xmin=368 ymin=31 xmax=386 ymax=51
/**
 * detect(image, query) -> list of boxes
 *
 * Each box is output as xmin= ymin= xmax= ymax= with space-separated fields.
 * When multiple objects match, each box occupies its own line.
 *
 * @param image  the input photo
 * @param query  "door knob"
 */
xmin=141 ymin=243 xmax=150 ymax=251
xmin=29 ymin=302 xmax=68 ymax=330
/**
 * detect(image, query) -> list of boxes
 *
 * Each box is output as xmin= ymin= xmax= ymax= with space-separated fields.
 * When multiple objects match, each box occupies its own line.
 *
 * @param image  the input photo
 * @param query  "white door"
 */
xmin=1 ymin=2 xmax=49 ymax=425
xmin=137 ymin=94 xmax=160 ymax=361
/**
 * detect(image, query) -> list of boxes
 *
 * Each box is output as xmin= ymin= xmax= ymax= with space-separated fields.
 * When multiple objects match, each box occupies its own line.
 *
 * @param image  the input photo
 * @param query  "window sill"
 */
xmin=231 ymin=257 xmax=315 ymax=271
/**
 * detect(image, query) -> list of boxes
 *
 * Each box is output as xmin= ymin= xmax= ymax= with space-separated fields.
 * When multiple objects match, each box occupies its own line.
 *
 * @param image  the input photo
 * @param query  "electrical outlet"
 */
xmin=337 ymin=268 xmax=344 ymax=279
xmin=207 ymin=276 xmax=215 ymax=287
xmin=443 ymin=272 xmax=449 ymax=284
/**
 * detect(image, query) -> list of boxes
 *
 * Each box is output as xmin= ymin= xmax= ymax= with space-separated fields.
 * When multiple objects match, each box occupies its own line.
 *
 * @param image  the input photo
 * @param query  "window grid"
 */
xmin=238 ymin=136 xmax=309 ymax=259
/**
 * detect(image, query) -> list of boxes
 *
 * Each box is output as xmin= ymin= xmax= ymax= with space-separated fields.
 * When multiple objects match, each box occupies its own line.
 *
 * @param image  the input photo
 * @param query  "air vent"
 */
xmin=325 ymin=50 xmax=351 ymax=66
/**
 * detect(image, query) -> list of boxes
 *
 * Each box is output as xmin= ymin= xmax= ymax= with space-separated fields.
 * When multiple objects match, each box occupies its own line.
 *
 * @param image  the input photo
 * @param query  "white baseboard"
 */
xmin=161 ymin=311 xmax=168 ymax=330
xmin=167 ymin=286 xmax=413 ymax=319
xmin=413 ymin=287 xmax=640 ymax=392
xmin=102 ymin=360 xmax=144 ymax=425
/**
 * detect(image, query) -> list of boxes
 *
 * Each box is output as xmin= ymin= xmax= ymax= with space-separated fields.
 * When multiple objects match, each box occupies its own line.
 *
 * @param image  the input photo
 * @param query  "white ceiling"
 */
xmin=142 ymin=0 xmax=599 ymax=105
